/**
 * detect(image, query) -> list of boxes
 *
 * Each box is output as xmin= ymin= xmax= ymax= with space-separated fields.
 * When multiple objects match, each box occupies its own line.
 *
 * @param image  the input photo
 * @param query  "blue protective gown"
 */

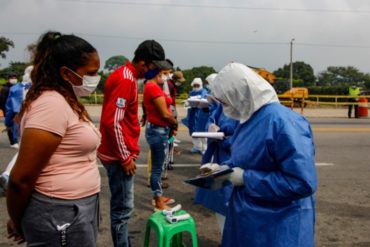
xmin=184 ymin=88 xmax=209 ymax=135
xmin=222 ymin=102 xmax=317 ymax=247
xmin=194 ymin=103 xmax=239 ymax=215
xmin=5 ymin=83 xmax=31 ymax=142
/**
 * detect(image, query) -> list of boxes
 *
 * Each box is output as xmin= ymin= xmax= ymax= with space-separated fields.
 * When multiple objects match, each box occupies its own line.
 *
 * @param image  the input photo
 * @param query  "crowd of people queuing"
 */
xmin=0 ymin=30 xmax=317 ymax=247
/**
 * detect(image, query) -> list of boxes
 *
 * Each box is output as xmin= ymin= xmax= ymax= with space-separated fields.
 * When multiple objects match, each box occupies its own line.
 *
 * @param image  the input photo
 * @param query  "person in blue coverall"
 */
xmin=207 ymin=62 xmax=317 ymax=247
xmin=0 ymin=73 xmax=18 ymax=148
xmin=183 ymin=77 xmax=209 ymax=154
xmin=1 ymin=66 xmax=33 ymax=193
xmin=194 ymin=99 xmax=239 ymax=238
xmin=5 ymin=66 xmax=33 ymax=149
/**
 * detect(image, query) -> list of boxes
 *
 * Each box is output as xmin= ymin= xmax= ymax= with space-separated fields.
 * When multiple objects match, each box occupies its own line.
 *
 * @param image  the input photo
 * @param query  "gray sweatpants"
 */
xmin=21 ymin=192 xmax=99 ymax=247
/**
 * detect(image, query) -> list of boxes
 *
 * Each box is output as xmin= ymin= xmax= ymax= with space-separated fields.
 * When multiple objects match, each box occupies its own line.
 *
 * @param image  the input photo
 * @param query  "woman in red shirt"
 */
xmin=143 ymin=60 xmax=178 ymax=210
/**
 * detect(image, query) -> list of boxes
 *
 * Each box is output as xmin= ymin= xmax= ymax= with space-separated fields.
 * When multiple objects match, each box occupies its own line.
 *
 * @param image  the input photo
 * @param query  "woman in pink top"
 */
xmin=6 ymin=31 xmax=101 ymax=246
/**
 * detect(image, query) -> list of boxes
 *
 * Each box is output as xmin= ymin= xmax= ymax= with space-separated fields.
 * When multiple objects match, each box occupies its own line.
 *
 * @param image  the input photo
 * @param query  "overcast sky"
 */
xmin=1 ymin=0 xmax=370 ymax=75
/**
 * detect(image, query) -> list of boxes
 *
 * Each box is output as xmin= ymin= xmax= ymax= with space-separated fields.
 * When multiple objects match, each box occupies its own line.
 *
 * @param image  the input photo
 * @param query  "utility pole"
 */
xmin=290 ymin=38 xmax=295 ymax=89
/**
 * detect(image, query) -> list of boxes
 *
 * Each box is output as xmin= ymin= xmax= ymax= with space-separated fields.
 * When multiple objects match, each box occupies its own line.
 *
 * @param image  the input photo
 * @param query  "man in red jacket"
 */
xmin=98 ymin=40 xmax=167 ymax=247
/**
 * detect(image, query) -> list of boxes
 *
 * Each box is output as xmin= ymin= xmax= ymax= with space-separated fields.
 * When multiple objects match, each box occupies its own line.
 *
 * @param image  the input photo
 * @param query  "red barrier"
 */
xmin=358 ymin=97 xmax=368 ymax=117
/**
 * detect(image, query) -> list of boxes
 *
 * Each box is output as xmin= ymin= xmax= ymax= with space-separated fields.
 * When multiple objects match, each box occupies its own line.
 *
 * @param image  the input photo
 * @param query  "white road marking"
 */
xmin=315 ymin=162 xmax=335 ymax=166
xmin=98 ymin=164 xmax=200 ymax=168
xmin=99 ymin=163 xmax=334 ymax=168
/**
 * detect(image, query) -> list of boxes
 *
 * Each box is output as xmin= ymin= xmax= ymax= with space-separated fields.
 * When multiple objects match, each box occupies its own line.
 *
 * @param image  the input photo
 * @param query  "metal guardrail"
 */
xmin=84 ymin=92 xmax=370 ymax=108
xmin=307 ymin=95 xmax=370 ymax=108
xmin=277 ymin=94 xmax=370 ymax=115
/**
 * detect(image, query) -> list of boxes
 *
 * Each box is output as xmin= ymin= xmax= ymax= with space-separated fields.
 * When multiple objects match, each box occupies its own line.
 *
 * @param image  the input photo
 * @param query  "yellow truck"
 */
xmin=278 ymin=87 xmax=309 ymax=108
xmin=249 ymin=66 xmax=309 ymax=109
xmin=249 ymin=66 xmax=277 ymax=85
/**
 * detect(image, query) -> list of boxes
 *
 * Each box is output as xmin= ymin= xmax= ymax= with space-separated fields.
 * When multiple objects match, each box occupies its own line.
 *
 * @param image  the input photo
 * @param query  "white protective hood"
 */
xmin=205 ymin=73 xmax=218 ymax=84
xmin=22 ymin=65 xmax=34 ymax=84
xmin=191 ymin=77 xmax=203 ymax=88
xmin=209 ymin=62 xmax=279 ymax=123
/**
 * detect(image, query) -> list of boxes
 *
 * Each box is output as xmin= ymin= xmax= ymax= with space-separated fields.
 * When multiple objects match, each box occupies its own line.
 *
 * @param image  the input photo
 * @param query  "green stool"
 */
xmin=144 ymin=210 xmax=198 ymax=247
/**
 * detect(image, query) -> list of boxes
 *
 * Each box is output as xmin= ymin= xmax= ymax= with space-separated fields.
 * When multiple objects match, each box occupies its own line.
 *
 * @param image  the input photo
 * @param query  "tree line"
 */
xmin=1 ymin=36 xmax=370 ymax=95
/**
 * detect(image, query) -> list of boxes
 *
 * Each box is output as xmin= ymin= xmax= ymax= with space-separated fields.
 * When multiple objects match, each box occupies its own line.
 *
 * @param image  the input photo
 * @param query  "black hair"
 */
xmin=31 ymin=31 xmax=96 ymax=87
xmin=7 ymin=72 xmax=17 ymax=78
xmin=19 ymin=31 xmax=97 ymax=121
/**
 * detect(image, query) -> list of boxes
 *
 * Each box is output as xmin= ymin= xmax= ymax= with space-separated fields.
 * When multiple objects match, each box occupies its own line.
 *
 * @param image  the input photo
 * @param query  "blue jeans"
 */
xmin=102 ymin=161 xmax=134 ymax=247
xmin=145 ymin=123 xmax=169 ymax=197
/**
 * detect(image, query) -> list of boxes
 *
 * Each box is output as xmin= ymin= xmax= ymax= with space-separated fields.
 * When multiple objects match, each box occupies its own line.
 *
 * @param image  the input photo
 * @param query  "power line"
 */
xmin=56 ymin=0 xmax=370 ymax=14
xmin=297 ymin=42 xmax=370 ymax=49
xmin=3 ymin=32 xmax=370 ymax=49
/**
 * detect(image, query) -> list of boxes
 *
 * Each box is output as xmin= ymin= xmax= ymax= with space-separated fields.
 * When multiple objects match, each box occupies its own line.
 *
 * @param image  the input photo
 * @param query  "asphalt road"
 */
xmin=0 ymin=107 xmax=370 ymax=246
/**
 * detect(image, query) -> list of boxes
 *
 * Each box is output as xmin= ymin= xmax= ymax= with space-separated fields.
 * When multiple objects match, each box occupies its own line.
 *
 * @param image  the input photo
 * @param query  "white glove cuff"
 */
xmin=229 ymin=167 xmax=244 ymax=186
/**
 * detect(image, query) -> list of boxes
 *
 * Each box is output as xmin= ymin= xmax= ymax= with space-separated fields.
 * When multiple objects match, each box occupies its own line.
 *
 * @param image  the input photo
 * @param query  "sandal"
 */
xmin=152 ymin=196 xmax=175 ymax=206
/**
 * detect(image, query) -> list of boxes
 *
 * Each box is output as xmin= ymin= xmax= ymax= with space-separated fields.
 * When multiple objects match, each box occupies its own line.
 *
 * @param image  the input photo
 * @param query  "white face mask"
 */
xmin=9 ymin=79 xmax=17 ymax=84
xmin=68 ymin=69 xmax=101 ymax=97
xmin=175 ymin=82 xmax=181 ymax=87
xmin=157 ymin=74 xmax=167 ymax=84
xmin=223 ymin=103 xmax=241 ymax=120
xmin=161 ymin=74 xmax=168 ymax=83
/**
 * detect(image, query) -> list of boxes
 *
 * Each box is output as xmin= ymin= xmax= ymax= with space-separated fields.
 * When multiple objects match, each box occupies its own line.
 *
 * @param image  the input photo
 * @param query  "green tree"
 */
xmin=317 ymin=66 xmax=370 ymax=87
xmin=104 ymin=55 xmax=128 ymax=72
xmin=96 ymin=71 xmax=109 ymax=93
xmin=363 ymin=74 xmax=370 ymax=89
xmin=273 ymin=61 xmax=316 ymax=86
xmin=0 ymin=62 xmax=29 ymax=82
xmin=180 ymin=66 xmax=216 ymax=94
xmin=0 ymin=36 xmax=14 ymax=59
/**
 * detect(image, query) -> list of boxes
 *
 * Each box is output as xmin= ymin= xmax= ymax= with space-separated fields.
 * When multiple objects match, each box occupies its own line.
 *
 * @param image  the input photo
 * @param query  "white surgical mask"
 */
xmin=223 ymin=104 xmax=241 ymax=120
xmin=157 ymin=74 xmax=167 ymax=84
xmin=68 ymin=68 xmax=101 ymax=97
xmin=9 ymin=79 xmax=17 ymax=84
xmin=175 ymin=82 xmax=181 ymax=87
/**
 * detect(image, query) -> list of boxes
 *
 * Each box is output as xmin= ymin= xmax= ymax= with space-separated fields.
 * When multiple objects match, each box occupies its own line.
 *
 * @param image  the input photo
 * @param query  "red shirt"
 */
xmin=98 ymin=62 xmax=140 ymax=165
xmin=143 ymin=82 xmax=173 ymax=127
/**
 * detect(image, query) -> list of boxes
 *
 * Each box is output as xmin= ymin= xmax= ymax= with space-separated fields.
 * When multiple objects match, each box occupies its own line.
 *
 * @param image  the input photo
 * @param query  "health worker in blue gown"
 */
xmin=194 ymin=73 xmax=239 ymax=237
xmin=5 ymin=66 xmax=33 ymax=147
xmin=209 ymin=62 xmax=317 ymax=247
xmin=183 ymin=77 xmax=209 ymax=154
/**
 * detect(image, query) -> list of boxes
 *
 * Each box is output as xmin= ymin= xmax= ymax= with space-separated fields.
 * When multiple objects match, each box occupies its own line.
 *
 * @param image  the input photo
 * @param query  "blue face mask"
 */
xmin=144 ymin=68 xmax=160 ymax=80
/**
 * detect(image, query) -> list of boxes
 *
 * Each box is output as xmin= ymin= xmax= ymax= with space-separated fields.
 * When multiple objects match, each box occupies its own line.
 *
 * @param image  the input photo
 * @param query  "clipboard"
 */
xmin=184 ymin=167 xmax=233 ymax=188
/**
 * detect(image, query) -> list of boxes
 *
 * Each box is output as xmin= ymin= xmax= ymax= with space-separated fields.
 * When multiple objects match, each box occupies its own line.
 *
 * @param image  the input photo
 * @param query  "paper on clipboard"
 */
xmin=186 ymin=97 xmax=209 ymax=108
xmin=191 ymin=132 xmax=225 ymax=140
xmin=184 ymin=167 xmax=233 ymax=188
xmin=197 ymin=99 xmax=210 ymax=109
